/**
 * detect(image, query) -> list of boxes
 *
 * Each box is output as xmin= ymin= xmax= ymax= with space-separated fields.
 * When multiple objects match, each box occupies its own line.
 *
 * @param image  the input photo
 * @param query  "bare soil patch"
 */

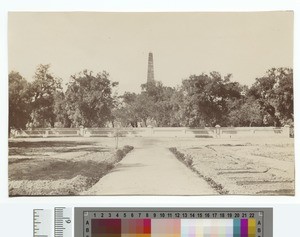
xmin=9 ymin=138 xmax=133 ymax=196
xmin=9 ymin=159 xmax=114 ymax=181
xmin=171 ymin=138 xmax=294 ymax=195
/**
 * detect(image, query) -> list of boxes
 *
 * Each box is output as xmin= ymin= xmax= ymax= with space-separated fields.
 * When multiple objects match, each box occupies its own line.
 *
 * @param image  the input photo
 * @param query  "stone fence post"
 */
xmin=79 ymin=126 xmax=84 ymax=136
xmin=283 ymin=125 xmax=290 ymax=138
xmin=215 ymin=124 xmax=221 ymax=138
xmin=43 ymin=130 xmax=49 ymax=138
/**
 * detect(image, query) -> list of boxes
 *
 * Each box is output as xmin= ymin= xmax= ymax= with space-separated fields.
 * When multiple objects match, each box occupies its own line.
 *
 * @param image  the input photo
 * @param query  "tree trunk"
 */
xmin=274 ymin=117 xmax=281 ymax=127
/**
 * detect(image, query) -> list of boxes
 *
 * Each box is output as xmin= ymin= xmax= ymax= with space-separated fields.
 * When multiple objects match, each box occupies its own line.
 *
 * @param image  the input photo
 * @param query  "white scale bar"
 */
xmin=54 ymin=207 xmax=73 ymax=237
xmin=33 ymin=209 xmax=52 ymax=237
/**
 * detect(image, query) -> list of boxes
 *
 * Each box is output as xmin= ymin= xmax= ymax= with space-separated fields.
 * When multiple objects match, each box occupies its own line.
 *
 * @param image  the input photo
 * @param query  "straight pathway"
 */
xmin=83 ymin=141 xmax=217 ymax=195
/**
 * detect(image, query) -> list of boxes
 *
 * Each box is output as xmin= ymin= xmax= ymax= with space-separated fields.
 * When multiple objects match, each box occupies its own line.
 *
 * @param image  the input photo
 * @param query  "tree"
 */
xmin=133 ymin=92 xmax=155 ymax=126
xmin=115 ymin=81 xmax=183 ymax=127
xmin=113 ymin=91 xmax=155 ymax=127
xmin=112 ymin=92 xmax=140 ymax=127
xmin=53 ymin=91 xmax=71 ymax=128
xmin=151 ymin=86 xmax=177 ymax=127
xmin=169 ymin=88 xmax=186 ymax=126
xmin=249 ymin=67 xmax=293 ymax=126
xmin=65 ymin=70 xmax=118 ymax=127
xmin=181 ymin=72 xmax=242 ymax=127
xmin=9 ymin=71 xmax=31 ymax=134
xmin=141 ymin=81 xmax=165 ymax=102
xmin=227 ymin=99 xmax=263 ymax=127
xmin=30 ymin=64 xmax=62 ymax=128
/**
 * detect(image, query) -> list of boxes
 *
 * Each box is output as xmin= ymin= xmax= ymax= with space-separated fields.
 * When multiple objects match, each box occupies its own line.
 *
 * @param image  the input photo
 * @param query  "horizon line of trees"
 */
xmin=9 ymin=64 xmax=293 ymax=133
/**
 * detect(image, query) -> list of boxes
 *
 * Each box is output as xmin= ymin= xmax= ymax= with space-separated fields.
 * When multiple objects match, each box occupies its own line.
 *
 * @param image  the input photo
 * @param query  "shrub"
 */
xmin=115 ymin=145 xmax=134 ymax=162
xmin=123 ymin=145 xmax=134 ymax=153
xmin=170 ymin=147 xmax=193 ymax=167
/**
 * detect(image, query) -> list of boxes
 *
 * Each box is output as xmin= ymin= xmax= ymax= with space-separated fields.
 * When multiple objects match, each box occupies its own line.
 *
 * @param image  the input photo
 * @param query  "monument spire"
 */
xmin=147 ymin=52 xmax=155 ymax=83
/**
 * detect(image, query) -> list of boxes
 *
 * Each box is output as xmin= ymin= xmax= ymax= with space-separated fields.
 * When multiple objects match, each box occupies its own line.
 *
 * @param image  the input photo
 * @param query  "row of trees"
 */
xmin=9 ymin=64 xmax=293 ymax=132
xmin=115 ymin=68 xmax=293 ymax=128
xmin=9 ymin=65 xmax=118 ymax=133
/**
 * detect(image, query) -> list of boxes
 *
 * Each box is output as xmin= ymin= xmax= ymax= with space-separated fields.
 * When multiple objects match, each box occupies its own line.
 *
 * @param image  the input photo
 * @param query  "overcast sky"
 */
xmin=8 ymin=12 xmax=293 ymax=93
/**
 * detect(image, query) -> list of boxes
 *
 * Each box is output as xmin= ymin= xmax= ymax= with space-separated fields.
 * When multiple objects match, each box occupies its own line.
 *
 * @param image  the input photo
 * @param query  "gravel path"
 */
xmin=84 ymin=141 xmax=217 ymax=195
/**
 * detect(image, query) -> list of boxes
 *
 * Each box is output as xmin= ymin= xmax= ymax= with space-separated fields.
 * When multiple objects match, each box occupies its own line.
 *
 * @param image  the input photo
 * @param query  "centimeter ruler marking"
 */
xmin=54 ymin=207 xmax=72 ymax=237
xmin=33 ymin=209 xmax=52 ymax=237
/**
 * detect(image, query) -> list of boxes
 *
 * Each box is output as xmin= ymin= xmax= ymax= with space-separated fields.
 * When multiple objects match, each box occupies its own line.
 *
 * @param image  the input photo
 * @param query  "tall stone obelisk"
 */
xmin=147 ymin=52 xmax=155 ymax=83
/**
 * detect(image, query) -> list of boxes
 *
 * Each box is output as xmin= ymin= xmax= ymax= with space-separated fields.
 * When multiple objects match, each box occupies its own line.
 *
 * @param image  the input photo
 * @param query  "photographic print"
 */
xmin=8 ymin=12 xmax=294 ymax=196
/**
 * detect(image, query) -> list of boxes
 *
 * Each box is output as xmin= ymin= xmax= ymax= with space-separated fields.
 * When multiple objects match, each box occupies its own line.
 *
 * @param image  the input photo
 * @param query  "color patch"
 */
xmin=181 ymin=219 xmax=204 ymax=237
xmin=121 ymin=219 xmax=151 ymax=237
xmin=151 ymin=219 xmax=181 ymax=237
xmin=233 ymin=219 xmax=241 ymax=237
xmin=248 ymin=219 xmax=256 ymax=237
xmin=92 ymin=219 xmax=121 ymax=237
xmin=241 ymin=219 xmax=248 ymax=237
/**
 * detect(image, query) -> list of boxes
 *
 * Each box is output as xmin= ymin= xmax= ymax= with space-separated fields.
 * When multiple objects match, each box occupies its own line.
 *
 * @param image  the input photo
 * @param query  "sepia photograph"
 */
xmin=8 ymin=12 xmax=294 ymax=196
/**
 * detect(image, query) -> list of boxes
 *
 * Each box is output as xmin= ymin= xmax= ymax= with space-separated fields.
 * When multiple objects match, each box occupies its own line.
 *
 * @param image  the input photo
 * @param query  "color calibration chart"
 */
xmin=74 ymin=208 xmax=273 ymax=237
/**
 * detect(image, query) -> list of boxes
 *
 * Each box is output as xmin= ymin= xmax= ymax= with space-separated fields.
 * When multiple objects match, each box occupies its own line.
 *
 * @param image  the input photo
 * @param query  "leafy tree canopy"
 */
xmin=249 ymin=67 xmax=293 ymax=126
xmin=65 ymin=70 xmax=118 ymax=127
xmin=29 ymin=64 xmax=62 ymax=128
xmin=9 ymin=71 xmax=31 ymax=131
xmin=181 ymin=72 xmax=243 ymax=127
